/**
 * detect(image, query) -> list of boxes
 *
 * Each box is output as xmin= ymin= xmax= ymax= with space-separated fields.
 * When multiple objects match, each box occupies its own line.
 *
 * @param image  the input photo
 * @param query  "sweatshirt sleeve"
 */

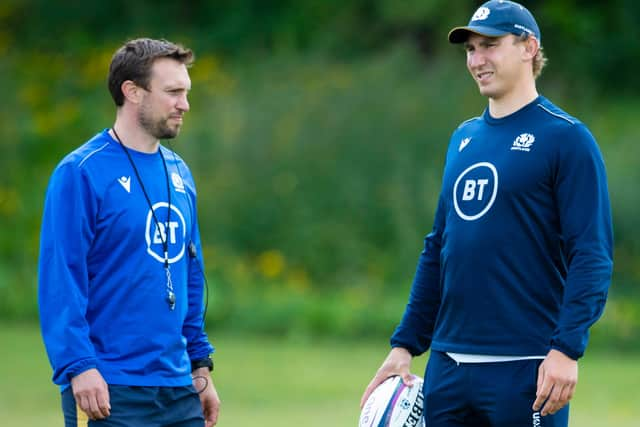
xmin=551 ymin=123 xmax=613 ymax=360
xmin=182 ymin=185 xmax=215 ymax=362
xmin=390 ymin=193 xmax=446 ymax=356
xmin=38 ymin=161 xmax=99 ymax=385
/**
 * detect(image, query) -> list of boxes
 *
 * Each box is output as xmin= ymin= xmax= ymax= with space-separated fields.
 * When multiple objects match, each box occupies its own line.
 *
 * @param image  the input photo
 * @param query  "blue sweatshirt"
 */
xmin=391 ymin=96 xmax=613 ymax=360
xmin=39 ymin=129 xmax=214 ymax=389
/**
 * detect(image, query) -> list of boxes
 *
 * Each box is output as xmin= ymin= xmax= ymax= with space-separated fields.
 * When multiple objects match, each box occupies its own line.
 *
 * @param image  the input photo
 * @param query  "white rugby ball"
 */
xmin=359 ymin=375 xmax=425 ymax=427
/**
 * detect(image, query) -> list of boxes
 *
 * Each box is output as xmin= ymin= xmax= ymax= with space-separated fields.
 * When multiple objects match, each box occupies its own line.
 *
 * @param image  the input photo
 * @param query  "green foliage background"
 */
xmin=1 ymin=0 xmax=638 ymax=348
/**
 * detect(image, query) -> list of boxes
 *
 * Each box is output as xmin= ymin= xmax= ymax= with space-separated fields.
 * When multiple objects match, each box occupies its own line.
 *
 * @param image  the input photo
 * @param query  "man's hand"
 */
xmin=360 ymin=347 xmax=414 ymax=408
xmin=193 ymin=367 xmax=220 ymax=426
xmin=70 ymin=368 xmax=111 ymax=420
xmin=533 ymin=349 xmax=578 ymax=416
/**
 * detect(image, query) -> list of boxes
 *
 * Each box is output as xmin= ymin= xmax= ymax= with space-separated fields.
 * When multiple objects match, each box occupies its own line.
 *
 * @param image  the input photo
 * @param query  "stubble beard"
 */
xmin=138 ymin=104 xmax=181 ymax=140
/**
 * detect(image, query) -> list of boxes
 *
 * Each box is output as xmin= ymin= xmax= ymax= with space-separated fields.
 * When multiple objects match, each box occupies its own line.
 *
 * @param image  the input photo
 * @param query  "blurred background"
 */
xmin=0 ymin=0 xmax=638 ymax=425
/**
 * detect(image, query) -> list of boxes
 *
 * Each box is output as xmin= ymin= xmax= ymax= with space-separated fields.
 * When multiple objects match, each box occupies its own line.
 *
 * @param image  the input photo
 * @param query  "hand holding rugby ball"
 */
xmin=359 ymin=375 xmax=425 ymax=427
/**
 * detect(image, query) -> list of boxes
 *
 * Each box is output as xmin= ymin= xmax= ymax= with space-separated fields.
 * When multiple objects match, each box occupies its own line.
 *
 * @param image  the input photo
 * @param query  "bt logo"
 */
xmin=461 ymin=178 xmax=490 ymax=201
xmin=145 ymin=202 xmax=187 ymax=263
xmin=453 ymin=162 xmax=498 ymax=221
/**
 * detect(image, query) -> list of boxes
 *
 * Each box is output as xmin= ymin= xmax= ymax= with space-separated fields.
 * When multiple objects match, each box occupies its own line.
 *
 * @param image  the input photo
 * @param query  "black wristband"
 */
xmin=191 ymin=356 xmax=214 ymax=372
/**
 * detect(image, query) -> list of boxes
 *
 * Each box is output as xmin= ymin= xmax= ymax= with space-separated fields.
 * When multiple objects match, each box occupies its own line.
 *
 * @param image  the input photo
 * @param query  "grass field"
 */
xmin=1 ymin=324 xmax=638 ymax=426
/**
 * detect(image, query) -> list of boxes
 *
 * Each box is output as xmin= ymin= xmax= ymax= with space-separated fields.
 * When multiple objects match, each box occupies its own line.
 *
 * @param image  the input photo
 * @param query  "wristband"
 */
xmin=191 ymin=356 xmax=214 ymax=372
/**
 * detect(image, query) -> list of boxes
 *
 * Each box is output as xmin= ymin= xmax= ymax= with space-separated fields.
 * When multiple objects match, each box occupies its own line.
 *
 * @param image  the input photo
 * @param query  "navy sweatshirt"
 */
xmin=391 ymin=96 xmax=613 ymax=360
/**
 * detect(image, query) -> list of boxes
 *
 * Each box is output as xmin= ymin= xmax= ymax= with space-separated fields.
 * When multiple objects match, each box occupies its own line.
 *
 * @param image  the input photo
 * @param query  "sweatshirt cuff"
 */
xmin=550 ymin=337 xmax=584 ymax=360
xmin=63 ymin=358 xmax=98 ymax=383
xmin=390 ymin=337 xmax=426 ymax=357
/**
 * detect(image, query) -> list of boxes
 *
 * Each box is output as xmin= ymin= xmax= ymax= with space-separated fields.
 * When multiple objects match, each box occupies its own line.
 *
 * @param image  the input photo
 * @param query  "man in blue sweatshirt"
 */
xmin=360 ymin=2 xmax=612 ymax=426
xmin=39 ymin=38 xmax=219 ymax=426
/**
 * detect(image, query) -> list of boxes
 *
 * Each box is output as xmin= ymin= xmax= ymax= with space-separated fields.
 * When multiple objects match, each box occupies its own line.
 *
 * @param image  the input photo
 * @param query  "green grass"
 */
xmin=1 ymin=324 xmax=638 ymax=426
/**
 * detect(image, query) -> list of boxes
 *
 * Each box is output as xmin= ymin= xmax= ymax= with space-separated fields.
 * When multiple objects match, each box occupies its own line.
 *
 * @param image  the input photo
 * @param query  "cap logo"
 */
xmin=471 ymin=7 xmax=491 ymax=21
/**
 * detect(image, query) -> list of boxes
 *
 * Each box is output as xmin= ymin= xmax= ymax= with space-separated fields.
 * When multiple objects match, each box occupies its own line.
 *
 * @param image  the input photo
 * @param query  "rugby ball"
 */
xmin=359 ymin=375 xmax=425 ymax=427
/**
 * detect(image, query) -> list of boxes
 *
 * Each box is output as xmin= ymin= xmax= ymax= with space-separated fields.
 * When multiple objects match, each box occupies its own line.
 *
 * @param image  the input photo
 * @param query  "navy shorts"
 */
xmin=61 ymin=385 xmax=204 ymax=427
xmin=423 ymin=351 xmax=569 ymax=427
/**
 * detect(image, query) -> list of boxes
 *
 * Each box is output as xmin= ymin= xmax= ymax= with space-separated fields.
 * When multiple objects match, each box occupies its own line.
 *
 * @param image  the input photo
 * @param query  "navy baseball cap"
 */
xmin=448 ymin=0 xmax=540 ymax=44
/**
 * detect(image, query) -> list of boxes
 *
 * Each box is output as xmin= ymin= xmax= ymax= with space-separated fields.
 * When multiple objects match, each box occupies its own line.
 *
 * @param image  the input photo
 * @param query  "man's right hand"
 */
xmin=360 ymin=347 xmax=414 ymax=408
xmin=71 ymin=368 xmax=111 ymax=420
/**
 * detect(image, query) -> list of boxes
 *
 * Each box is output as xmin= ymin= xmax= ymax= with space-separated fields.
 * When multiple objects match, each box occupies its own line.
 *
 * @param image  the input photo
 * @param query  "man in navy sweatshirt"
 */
xmin=361 ymin=2 xmax=613 ymax=426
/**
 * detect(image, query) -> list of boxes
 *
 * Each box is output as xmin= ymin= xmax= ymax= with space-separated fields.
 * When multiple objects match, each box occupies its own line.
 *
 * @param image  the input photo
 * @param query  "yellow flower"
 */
xmin=257 ymin=250 xmax=285 ymax=278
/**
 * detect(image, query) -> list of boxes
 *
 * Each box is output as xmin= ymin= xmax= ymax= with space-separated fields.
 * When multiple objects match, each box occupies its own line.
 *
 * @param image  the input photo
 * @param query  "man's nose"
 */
xmin=468 ymin=50 xmax=486 ymax=68
xmin=177 ymin=94 xmax=190 ymax=112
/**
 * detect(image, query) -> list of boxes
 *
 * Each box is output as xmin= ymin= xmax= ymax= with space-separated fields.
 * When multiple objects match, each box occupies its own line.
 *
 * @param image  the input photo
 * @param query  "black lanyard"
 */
xmin=112 ymin=128 xmax=176 ymax=310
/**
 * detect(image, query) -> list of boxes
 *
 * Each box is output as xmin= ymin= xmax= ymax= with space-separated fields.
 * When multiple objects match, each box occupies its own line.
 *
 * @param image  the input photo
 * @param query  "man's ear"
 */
xmin=121 ymin=80 xmax=144 ymax=105
xmin=523 ymin=36 xmax=540 ymax=61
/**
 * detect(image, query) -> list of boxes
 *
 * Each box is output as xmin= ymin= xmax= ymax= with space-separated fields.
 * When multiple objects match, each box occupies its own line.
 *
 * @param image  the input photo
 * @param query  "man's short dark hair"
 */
xmin=108 ymin=38 xmax=194 ymax=106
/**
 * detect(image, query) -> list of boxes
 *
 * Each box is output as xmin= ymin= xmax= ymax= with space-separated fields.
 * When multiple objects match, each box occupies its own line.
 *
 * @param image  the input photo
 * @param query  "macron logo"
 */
xmin=118 ymin=176 xmax=131 ymax=193
xmin=459 ymin=137 xmax=472 ymax=152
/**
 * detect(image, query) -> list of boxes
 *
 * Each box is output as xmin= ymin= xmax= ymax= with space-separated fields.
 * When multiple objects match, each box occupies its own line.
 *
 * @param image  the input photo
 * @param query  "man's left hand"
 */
xmin=192 ymin=367 xmax=220 ymax=426
xmin=533 ymin=349 xmax=578 ymax=416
